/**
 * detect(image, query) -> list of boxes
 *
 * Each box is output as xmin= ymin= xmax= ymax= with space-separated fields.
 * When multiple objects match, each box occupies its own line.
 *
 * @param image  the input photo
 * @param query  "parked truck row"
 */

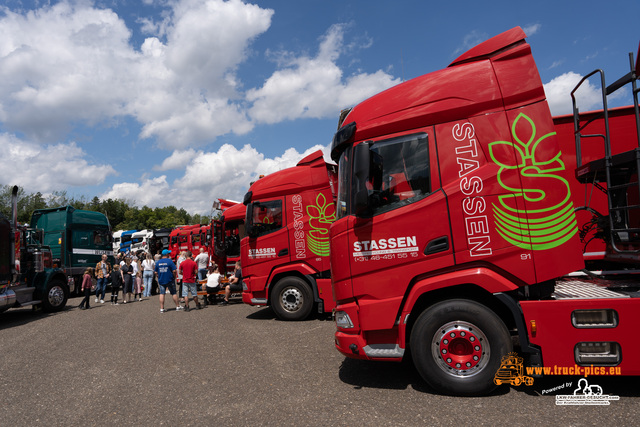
xmin=2 ymin=25 xmax=638 ymax=398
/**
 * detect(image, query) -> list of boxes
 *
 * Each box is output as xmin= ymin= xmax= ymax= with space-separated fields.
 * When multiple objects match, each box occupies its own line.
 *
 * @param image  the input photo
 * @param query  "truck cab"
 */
xmin=241 ymin=150 xmax=337 ymax=320
xmin=169 ymin=225 xmax=199 ymax=260
xmin=149 ymin=228 xmax=172 ymax=256
xmin=190 ymin=224 xmax=210 ymax=255
xmin=329 ymin=27 xmax=640 ymax=396
xmin=1 ymin=187 xmax=69 ymax=313
xmin=211 ymin=202 xmax=245 ymax=275
xmin=131 ymin=229 xmax=152 ymax=254
xmin=118 ymin=229 xmax=137 ymax=254
xmin=113 ymin=230 xmax=123 ymax=254
xmin=31 ymin=206 xmax=115 ymax=294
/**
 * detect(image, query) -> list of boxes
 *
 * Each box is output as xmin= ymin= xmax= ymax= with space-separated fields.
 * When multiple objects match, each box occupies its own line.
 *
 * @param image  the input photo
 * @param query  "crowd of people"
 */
xmin=77 ymin=247 xmax=243 ymax=313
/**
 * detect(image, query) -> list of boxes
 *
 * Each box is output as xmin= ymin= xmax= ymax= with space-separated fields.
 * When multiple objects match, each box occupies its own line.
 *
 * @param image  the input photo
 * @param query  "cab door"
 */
xmin=244 ymin=197 xmax=289 ymax=293
xmin=348 ymin=128 xmax=454 ymax=331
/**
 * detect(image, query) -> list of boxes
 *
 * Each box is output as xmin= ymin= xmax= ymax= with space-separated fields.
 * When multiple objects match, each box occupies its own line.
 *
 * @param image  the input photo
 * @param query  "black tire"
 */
xmin=271 ymin=277 xmax=313 ymax=321
xmin=410 ymin=299 xmax=511 ymax=396
xmin=41 ymin=279 xmax=69 ymax=312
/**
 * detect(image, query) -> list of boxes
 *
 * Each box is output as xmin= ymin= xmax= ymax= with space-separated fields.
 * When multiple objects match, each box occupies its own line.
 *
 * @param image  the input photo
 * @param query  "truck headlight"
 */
xmin=335 ymin=311 xmax=354 ymax=329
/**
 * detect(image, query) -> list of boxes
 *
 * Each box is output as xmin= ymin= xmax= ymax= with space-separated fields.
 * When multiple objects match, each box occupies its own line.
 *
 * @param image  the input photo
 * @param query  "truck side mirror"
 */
xmin=245 ymin=202 xmax=259 ymax=238
xmin=353 ymin=142 xmax=371 ymax=216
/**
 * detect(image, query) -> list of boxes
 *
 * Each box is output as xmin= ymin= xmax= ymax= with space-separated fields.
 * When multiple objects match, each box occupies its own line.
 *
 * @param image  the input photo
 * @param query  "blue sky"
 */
xmin=0 ymin=0 xmax=638 ymax=214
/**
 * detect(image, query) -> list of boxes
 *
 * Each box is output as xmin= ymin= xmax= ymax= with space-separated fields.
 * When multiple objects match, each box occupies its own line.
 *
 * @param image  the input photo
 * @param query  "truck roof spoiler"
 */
xmin=296 ymin=150 xmax=325 ymax=166
xmin=448 ymin=26 xmax=526 ymax=67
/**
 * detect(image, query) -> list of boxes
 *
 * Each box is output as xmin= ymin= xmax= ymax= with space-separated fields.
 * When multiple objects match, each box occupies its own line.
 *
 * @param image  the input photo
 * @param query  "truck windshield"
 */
xmin=94 ymin=229 xmax=112 ymax=247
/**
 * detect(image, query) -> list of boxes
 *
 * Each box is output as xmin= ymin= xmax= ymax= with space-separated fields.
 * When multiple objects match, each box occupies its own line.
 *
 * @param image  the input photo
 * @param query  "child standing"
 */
xmin=134 ymin=270 xmax=143 ymax=302
xmin=78 ymin=267 xmax=94 ymax=310
xmin=110 ymin=264 xmax=123 ymax=305
xmin=121 ymin=257 xmax=134 ymax=303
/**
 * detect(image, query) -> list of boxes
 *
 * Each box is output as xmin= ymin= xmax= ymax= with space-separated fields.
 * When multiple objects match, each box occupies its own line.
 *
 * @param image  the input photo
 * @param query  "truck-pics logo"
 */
xmin=306 ymin=193 xmax=336 ymax=257
xmin=488 ymin=113 xmax=578 ymax=250
xmin=493 ymin=352 xmax=534 ymax=387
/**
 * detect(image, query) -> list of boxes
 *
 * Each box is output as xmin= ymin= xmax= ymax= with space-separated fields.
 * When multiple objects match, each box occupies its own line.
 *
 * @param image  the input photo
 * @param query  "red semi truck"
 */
xmin=1 ymin=187 xmax=69 ymax=314
xmin=168 ymin=224 xmax=200 ymax=260
xmin=241 ymin=150 xmax=338 ymax=320
xmin=329 ymin=27 xmax=640 ymax=395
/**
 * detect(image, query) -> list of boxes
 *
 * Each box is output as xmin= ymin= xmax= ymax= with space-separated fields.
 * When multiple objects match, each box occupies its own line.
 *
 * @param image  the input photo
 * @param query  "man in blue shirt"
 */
xmin=155 ymin=249 xmax=180 ymax=313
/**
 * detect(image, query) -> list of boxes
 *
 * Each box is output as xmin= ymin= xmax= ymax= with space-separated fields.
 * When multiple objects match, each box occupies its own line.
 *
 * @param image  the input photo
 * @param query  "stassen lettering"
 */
xmin=251 ymin=248 xmax=275 ymax=255
xmin=353 ymin=236 xmax=417 ymax=252
xmin=292 ymin=194 xmax=306 ymax=259
xmin=452 ymin=122 xmax=492 ymax=257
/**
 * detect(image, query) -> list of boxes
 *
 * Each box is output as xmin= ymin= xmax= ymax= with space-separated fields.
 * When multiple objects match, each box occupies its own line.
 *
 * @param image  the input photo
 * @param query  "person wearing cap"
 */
xmin=154 ymin=249 xmax=180 ymax=313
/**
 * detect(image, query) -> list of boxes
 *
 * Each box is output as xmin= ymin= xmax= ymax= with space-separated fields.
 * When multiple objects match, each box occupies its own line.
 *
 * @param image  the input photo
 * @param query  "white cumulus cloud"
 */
xmin=0 ymin=0 xmax=273 ymax=149
xmin=247 ymin=24 xmax=401 ymax=124
xmin=101 ymin=143 xmax=331 ymax=214
xmin=0 ymin=133 xmax=116 ymax=192
xmin=1 ymin=1 xmax=398 ymax=152
xmin=543 ymin=71 xmax=603 ymax=116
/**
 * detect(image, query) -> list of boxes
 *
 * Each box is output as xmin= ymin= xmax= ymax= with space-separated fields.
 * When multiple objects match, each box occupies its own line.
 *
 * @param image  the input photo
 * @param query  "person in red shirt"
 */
xmin=178 ymin=251 xmax=200 ymax=311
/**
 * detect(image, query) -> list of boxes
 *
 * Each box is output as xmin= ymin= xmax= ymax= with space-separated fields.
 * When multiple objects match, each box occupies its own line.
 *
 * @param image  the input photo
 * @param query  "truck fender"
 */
xmin=266 ymin=263 xmax=317 ymax=300
xmin=494 ymin=293 xmax=542 ymax=368
xmin=34 ymin=268 xmax=68 ymax=294
xmin=397 ymin=268 xmax=520 ymax=349
xmin=402 ymin=267 xmax=519 ymax=313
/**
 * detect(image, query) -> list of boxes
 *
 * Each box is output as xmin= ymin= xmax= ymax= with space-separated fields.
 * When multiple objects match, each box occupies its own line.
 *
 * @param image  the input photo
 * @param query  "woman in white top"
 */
xmin=203 ymin=264 xmax=222 ymax=305
xmin=141 ymin=253 xmax=155 ymax=298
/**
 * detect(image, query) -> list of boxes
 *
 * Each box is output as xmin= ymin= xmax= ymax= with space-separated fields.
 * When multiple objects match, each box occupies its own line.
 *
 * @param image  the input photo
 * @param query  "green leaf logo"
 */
xmin=306 ymin=193 xmax=336 ymax=257
xmin=488 ymin=113 xmax=578 ymax=250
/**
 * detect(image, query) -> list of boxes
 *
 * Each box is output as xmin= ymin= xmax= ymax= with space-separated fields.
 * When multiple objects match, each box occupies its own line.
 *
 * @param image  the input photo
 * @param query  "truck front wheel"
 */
xmin=41 ymin=279 xmax=69 ymax=312
xmin=410 ymin=299 xmax=511 ymax=396
xmin=271 ymin=277 xmax=313 ymax=321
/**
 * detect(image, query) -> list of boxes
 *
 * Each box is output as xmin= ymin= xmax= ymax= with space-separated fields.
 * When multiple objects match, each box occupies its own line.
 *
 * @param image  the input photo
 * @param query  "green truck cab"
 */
xmin=31 ymin=206 xmax=115 ymax=294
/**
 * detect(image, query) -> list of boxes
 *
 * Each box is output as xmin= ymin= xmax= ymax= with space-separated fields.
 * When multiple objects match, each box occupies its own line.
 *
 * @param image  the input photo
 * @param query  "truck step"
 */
xmin=14 ymin=287 xmax=37 ymax=304
xmin=18 ymin=300 xmax=42 ymax=307
xmin=14 ymin=286 xmax=36 ymax=295
xmin=553 ymin=280 xmax=630 ymax=300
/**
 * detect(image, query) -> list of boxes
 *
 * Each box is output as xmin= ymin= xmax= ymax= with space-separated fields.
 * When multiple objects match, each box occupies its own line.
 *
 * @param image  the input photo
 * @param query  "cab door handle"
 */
xmin=424 ymin=236 xmax=449 ymax=255
xmin=278 ymin=248 xmax=289 ymax=257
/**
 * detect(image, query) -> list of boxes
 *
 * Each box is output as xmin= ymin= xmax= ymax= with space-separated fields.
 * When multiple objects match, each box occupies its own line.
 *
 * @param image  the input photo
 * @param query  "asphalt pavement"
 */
xmin=1 ymin=295 xmax=639 ymax=426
